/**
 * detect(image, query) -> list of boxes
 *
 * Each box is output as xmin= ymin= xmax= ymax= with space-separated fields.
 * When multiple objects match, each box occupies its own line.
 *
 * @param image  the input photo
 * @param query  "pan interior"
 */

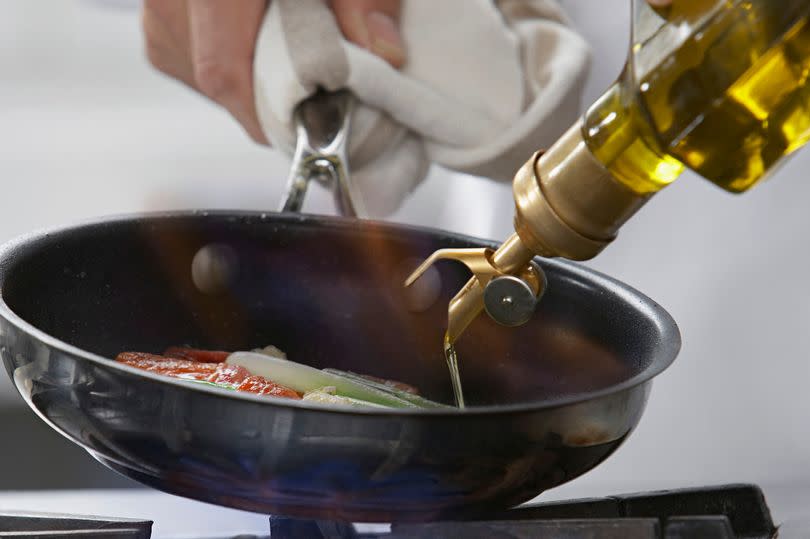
xmin=0 ymin=214 xmax=673 ymax=407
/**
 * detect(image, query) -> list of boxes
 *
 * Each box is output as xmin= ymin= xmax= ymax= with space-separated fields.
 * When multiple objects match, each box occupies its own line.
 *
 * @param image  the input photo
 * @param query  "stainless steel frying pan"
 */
xmin=0 ymin=91 xmax=680 ymax=522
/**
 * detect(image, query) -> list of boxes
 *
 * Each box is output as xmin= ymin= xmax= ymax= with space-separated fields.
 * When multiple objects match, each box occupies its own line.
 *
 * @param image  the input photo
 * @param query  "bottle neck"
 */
xmin=510 ymin=120 xmax=651 ymax=262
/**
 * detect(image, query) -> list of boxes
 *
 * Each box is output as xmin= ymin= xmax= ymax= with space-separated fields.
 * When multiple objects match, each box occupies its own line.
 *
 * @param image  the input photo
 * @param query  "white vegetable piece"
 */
xmin=252 ymin=345 xmax=287 ymax=359
xmin=227 ymin=351 xmax=417 ymax=408
xmin=303 ymin=389 xmax=387 ymax=408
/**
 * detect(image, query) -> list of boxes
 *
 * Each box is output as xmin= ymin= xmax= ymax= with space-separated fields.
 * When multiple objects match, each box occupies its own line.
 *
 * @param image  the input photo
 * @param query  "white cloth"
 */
xmin=253 ymin=0 xmax=590 ymax=218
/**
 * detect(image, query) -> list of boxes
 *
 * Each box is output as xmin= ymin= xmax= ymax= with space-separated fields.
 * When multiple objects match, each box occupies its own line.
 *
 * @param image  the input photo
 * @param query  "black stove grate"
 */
xmin=0 ymin=511 xmax=151 ymax=538
xmin=270 ymin=484 xmax=776 ymax=539
xmin=0 ymin=484 xmax=776 ymax=538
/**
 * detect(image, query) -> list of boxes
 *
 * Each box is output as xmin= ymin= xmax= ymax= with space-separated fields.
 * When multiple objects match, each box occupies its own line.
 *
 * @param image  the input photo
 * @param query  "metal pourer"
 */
xmin=405 ymin=236 xmax=547 ymax=343
xmin=406 ymin=121 xmax=651 ymax=345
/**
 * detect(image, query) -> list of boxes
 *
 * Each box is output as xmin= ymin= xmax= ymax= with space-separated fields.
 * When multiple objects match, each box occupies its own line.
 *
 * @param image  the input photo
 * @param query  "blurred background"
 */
xmin=1 ymin=0 xmax=809 ymax=497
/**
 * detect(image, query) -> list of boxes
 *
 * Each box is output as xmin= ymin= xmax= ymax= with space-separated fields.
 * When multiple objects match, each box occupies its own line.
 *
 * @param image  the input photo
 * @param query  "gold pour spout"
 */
xmin=406 ymin=121 xmax=651 ymax=345
xmin=405 ymin=240 xmax=545 ymax=343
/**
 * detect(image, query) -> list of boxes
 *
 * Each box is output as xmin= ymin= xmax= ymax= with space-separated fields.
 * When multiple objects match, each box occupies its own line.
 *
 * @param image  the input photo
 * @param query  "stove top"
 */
xmin=0 ymin=484 xmax=778 ymax=538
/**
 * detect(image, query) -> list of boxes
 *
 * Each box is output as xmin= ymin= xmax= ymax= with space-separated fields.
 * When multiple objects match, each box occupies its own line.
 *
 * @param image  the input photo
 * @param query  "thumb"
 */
xmin=329 ymin=0 xmax=406 ymax=68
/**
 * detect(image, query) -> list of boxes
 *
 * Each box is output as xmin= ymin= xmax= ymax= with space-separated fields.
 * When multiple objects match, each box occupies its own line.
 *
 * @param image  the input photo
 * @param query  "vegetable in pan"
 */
xmin=116 ymin=346 xmax=449 ymax=409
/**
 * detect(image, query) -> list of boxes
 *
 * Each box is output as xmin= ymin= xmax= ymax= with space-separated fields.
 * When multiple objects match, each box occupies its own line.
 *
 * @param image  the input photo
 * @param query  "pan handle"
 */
xmin=278 ymin=89 xmax=366 ymax=217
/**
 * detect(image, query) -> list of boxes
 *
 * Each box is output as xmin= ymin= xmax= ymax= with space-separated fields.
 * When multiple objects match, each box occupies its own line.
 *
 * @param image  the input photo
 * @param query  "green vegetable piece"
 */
xmin=323 ymin=369 xmax=451 ymax=409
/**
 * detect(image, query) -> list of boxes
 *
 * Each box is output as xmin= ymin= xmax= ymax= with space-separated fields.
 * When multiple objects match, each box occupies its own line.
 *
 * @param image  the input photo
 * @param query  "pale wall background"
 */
xmin=1 ymin=0 xmax=809 ymax=493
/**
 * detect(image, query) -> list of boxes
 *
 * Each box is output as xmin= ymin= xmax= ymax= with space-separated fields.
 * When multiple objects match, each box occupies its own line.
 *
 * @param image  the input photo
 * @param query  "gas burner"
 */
xmin=0 ymin=484 xmax=776 ymax=539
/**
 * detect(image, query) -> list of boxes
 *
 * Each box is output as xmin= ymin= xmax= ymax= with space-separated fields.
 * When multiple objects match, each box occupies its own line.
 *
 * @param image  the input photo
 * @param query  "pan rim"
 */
xmin=0 ymin=210 xmax=681 ymax=417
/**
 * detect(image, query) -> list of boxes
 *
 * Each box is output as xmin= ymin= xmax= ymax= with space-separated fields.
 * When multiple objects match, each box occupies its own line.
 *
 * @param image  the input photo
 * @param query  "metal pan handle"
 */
xmin=278 ymin=89 xmax=366 ymax=217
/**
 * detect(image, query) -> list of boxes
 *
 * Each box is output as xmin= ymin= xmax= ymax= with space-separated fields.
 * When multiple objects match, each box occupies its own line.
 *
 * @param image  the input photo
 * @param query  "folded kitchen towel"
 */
xmin=254 ymin=0 xmax=591 ymax=218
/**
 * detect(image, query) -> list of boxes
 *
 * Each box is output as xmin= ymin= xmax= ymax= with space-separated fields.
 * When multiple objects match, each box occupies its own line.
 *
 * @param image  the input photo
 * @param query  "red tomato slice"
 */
xmin=116 ymin=352 xmax=218 ymax=380
xmin=206 ymin=363 xmax=251 ymax=387
xmin=116 ymin=351 xmax=300 ymax=400
xmin=237 ymin=375 xmax=301 ymax=399
xmin=163 ymin=347 xmax=230 ymax=363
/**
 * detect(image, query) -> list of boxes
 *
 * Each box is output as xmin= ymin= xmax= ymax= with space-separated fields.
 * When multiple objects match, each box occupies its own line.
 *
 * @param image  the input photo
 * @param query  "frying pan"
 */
xmin=0 ymin=92 xmax=680 ymax=522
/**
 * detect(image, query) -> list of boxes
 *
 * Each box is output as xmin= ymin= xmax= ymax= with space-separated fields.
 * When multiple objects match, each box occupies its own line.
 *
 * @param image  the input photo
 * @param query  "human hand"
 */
xmin=142 ymin=0 xmax=405 ymax=144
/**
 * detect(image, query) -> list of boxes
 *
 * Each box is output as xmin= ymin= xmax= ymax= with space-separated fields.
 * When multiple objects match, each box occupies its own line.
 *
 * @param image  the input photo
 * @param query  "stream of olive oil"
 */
xmin=584 ymin=1 xmax=810 ymax=195
xmin=443 ymin=332 xmax=465 ymax=408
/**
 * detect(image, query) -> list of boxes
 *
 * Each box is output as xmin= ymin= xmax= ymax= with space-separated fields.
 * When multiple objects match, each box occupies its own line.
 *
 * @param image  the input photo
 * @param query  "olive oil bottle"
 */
xmin=408 ymin=0 xmax=810 ymax=405
xmin=585 ymin=0 xmax=810 ymax=195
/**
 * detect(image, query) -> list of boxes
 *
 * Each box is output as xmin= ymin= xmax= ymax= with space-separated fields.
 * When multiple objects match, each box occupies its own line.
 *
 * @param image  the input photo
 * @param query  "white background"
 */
xmin=1 ymin=0 xmax=809 ymax=495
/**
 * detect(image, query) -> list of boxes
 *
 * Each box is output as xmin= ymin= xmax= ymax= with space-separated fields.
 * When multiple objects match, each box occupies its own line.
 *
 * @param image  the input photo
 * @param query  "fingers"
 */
xmin=142 ymin=0 xmax=405 ymax=146
xmin=329 ymin=0 xmax=406 ymax=68
xmin=187 ymin=0 xmax=269 ymax=144
xmin=142 ymin=0 xmax=195 ymax=89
